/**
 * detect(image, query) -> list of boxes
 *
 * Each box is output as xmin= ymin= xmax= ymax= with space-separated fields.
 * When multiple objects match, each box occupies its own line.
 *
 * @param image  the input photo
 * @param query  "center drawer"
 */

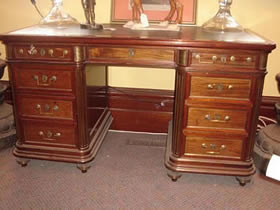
xmin=87 ymin=47 xmax=175 ymax=66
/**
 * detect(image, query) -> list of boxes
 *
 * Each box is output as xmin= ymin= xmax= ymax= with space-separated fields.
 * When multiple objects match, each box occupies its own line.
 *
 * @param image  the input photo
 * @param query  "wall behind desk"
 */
xmin=0 ymin=0 xmax=279 ymax=95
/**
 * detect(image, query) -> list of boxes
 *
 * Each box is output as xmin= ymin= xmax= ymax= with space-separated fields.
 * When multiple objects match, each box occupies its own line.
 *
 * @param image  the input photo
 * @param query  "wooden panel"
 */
xmin=187 ymin=107 xmax=248 ymax=130
xmin=110 ymin=109 xmax=172 ymax=133
xmin=108 ymin=87 xmax=174 ymax=133
xmin=190 ymin=76 xmax=251 ymax=99
xmin=13 ymin=66 xmax=74 ymax=92
xmin=21 ymin=120 xmax=77 ymax=148
xmin=190 ymin=49 xmax=258 ymax=69
xmin=13 ymin=44 xmax=73 ymax=61
xmin=17 ymin=96 xmax=74 ymax=120
xmin=185 ymin=136 xmax=243 ymax=158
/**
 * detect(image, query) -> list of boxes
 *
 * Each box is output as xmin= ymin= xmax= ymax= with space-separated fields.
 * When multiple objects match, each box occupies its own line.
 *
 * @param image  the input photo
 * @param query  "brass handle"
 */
xmin=220 ymin=145 xmax=227 ymax=150
xmin=230 ymin=56 xmax=236 ymax=62
xmin=194 ymin=53 xmax=216 ymax=64
xmin=205 ymin=114 xmax=231 ymax=122
xmin=18 ymin=49 xmax=24 ymax=54
xmin=59 ymin=49 xmax=69 ymax=58
xmin=35 ymin=104 xmax=59 ymax=114
xmin=212 ymin=55 xmax=217 ymax=61
xmin=32 ymin=75 xmax=57 ymax=86
xmin=38 ymin=131 xmax=61 ymax=139
xmin=207 ymin=84 xmax=233 ymax=91
xmin=27 ymin=45 xmax=38 ymax=55
xmin=53 ymin=105 xmax=59 ymax=111
xmin=195 ymin=54 xmax=200 ymax=60
xmin=207 ymin=84 xmax=214 ymax=89
xmin=246 ymin=57 xmax=252 ymax=62
xmin=48 ymin=49 xmax=54 ymax=57
xmin=201 ymin=143 xmax=227 ymax=154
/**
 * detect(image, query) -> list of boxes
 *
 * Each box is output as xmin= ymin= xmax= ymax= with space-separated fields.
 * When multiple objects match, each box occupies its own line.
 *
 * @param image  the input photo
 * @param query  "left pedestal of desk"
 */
xmin=4 ymin=43 xmax=112 ymax=173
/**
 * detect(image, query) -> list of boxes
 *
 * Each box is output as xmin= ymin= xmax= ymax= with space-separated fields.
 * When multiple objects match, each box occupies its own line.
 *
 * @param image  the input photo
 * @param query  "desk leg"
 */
xmin=16 ymin=158 xmax=30 ymax=167
xmin=77 ymin=163 xmax=91 ymax=173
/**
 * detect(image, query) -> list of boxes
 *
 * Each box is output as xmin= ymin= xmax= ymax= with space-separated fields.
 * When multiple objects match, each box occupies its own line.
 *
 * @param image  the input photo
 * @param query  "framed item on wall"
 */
xmin=111 ymin=0 xmax=197 ymax=25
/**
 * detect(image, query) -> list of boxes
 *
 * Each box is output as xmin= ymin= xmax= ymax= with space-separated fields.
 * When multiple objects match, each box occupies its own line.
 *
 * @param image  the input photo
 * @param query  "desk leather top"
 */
xmin=0 ymin=24 xmax=276 ymax=51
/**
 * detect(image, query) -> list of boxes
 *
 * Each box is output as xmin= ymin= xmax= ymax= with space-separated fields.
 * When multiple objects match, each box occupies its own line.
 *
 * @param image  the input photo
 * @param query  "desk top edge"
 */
xmin=0 ymin=24 xmax=276 ymax=51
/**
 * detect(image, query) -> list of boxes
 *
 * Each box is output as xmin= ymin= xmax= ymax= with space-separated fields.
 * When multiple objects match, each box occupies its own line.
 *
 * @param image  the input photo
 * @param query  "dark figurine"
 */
xmin=81 ymin=0 xmax=103 ymax=30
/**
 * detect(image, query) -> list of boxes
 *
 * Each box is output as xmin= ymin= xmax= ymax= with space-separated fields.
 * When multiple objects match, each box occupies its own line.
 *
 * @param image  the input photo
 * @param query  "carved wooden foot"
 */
xmin=77 ymin=163 xmax=91 ymax=173
xmin=16 ymin=158 xmax=30 ymax=167
xmin=167 ymin=169 xmax=182 ymax=182
xmin=236 ymin=176 xmax=252 ymax=186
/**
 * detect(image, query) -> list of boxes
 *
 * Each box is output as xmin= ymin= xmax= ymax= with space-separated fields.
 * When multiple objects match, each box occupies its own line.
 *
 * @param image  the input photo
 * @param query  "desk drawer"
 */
xmin=190 ymin=75 xmax=251 ymax=99
xmin=13 ymin=44 xmax=73 ymax=61
xmin=17 ymin=96 xmax=74 ymax=120
xmin=22 ymin=120 xmax=77 ymax=148
xmin=13 ymin=65 xmax=74 ymax=92
xmin=88 ymin=47 xmax=174 ymax=64
xmin=190 ymin=49 xmax=258 ymax=69
xmin=187 ymin=107 xmax=248 ymax=130
xmin=185 ymin=137 xmax=243 ymax=158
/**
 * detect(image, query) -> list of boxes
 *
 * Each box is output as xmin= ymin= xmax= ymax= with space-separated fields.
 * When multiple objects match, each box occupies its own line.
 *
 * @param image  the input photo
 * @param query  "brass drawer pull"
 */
xmin=28 ymin=45 xmax=38 ymax=55
xmin=38 ymin=130 xmax=62 ymax=139
xmin=207 ymin=83 xmax=233 ymax=91
xmin=205 ymin=114 xmax=231 ymax=122
xmin=230 ymin=56 xmax=236 ymax=62
xmin=207 ymin=84 xmax=214 ymax=89
xmin=246 ymin=57 xmax=252 ymax=62
xmin=220 ymin=144 xmax=227 ymax=150
xmin=201 ymin=143 xmax=227 ymax=154
xmin=53 ymin=105 xmax=59 ymax=111
xmin=59 ymin=49 xmax=69 ymax=58
xmin=33 ymin=75 xmax=57 ymax=87
xmin=18 ymin=49 xmax=24 ymax=54
xmin=48 ymin=49 xmax=54 ymax=57
xmin=194 ymin=53 xmax=217 ymax=64
xmin=35 ymin=104 xmax=59 ymax=114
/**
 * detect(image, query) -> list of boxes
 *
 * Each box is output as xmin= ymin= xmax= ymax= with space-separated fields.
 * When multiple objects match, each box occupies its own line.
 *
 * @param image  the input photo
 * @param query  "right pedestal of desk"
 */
xmin=166 ymin=47 xmax=274 ymax=186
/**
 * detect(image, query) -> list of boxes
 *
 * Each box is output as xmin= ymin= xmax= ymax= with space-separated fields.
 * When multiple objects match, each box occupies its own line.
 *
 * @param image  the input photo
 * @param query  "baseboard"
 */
xmin=2 ymin=83 xmax=279 ymax=133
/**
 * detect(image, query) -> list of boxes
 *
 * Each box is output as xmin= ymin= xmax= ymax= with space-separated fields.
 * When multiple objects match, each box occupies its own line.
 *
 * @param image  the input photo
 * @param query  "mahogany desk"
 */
xmin=0 ymin=24 xmax=276 ymax=185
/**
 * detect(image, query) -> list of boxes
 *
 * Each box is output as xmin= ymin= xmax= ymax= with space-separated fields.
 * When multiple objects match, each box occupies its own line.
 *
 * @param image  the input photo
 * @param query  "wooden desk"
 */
xmin=0 ymin=24 xmax=276 ymax=185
